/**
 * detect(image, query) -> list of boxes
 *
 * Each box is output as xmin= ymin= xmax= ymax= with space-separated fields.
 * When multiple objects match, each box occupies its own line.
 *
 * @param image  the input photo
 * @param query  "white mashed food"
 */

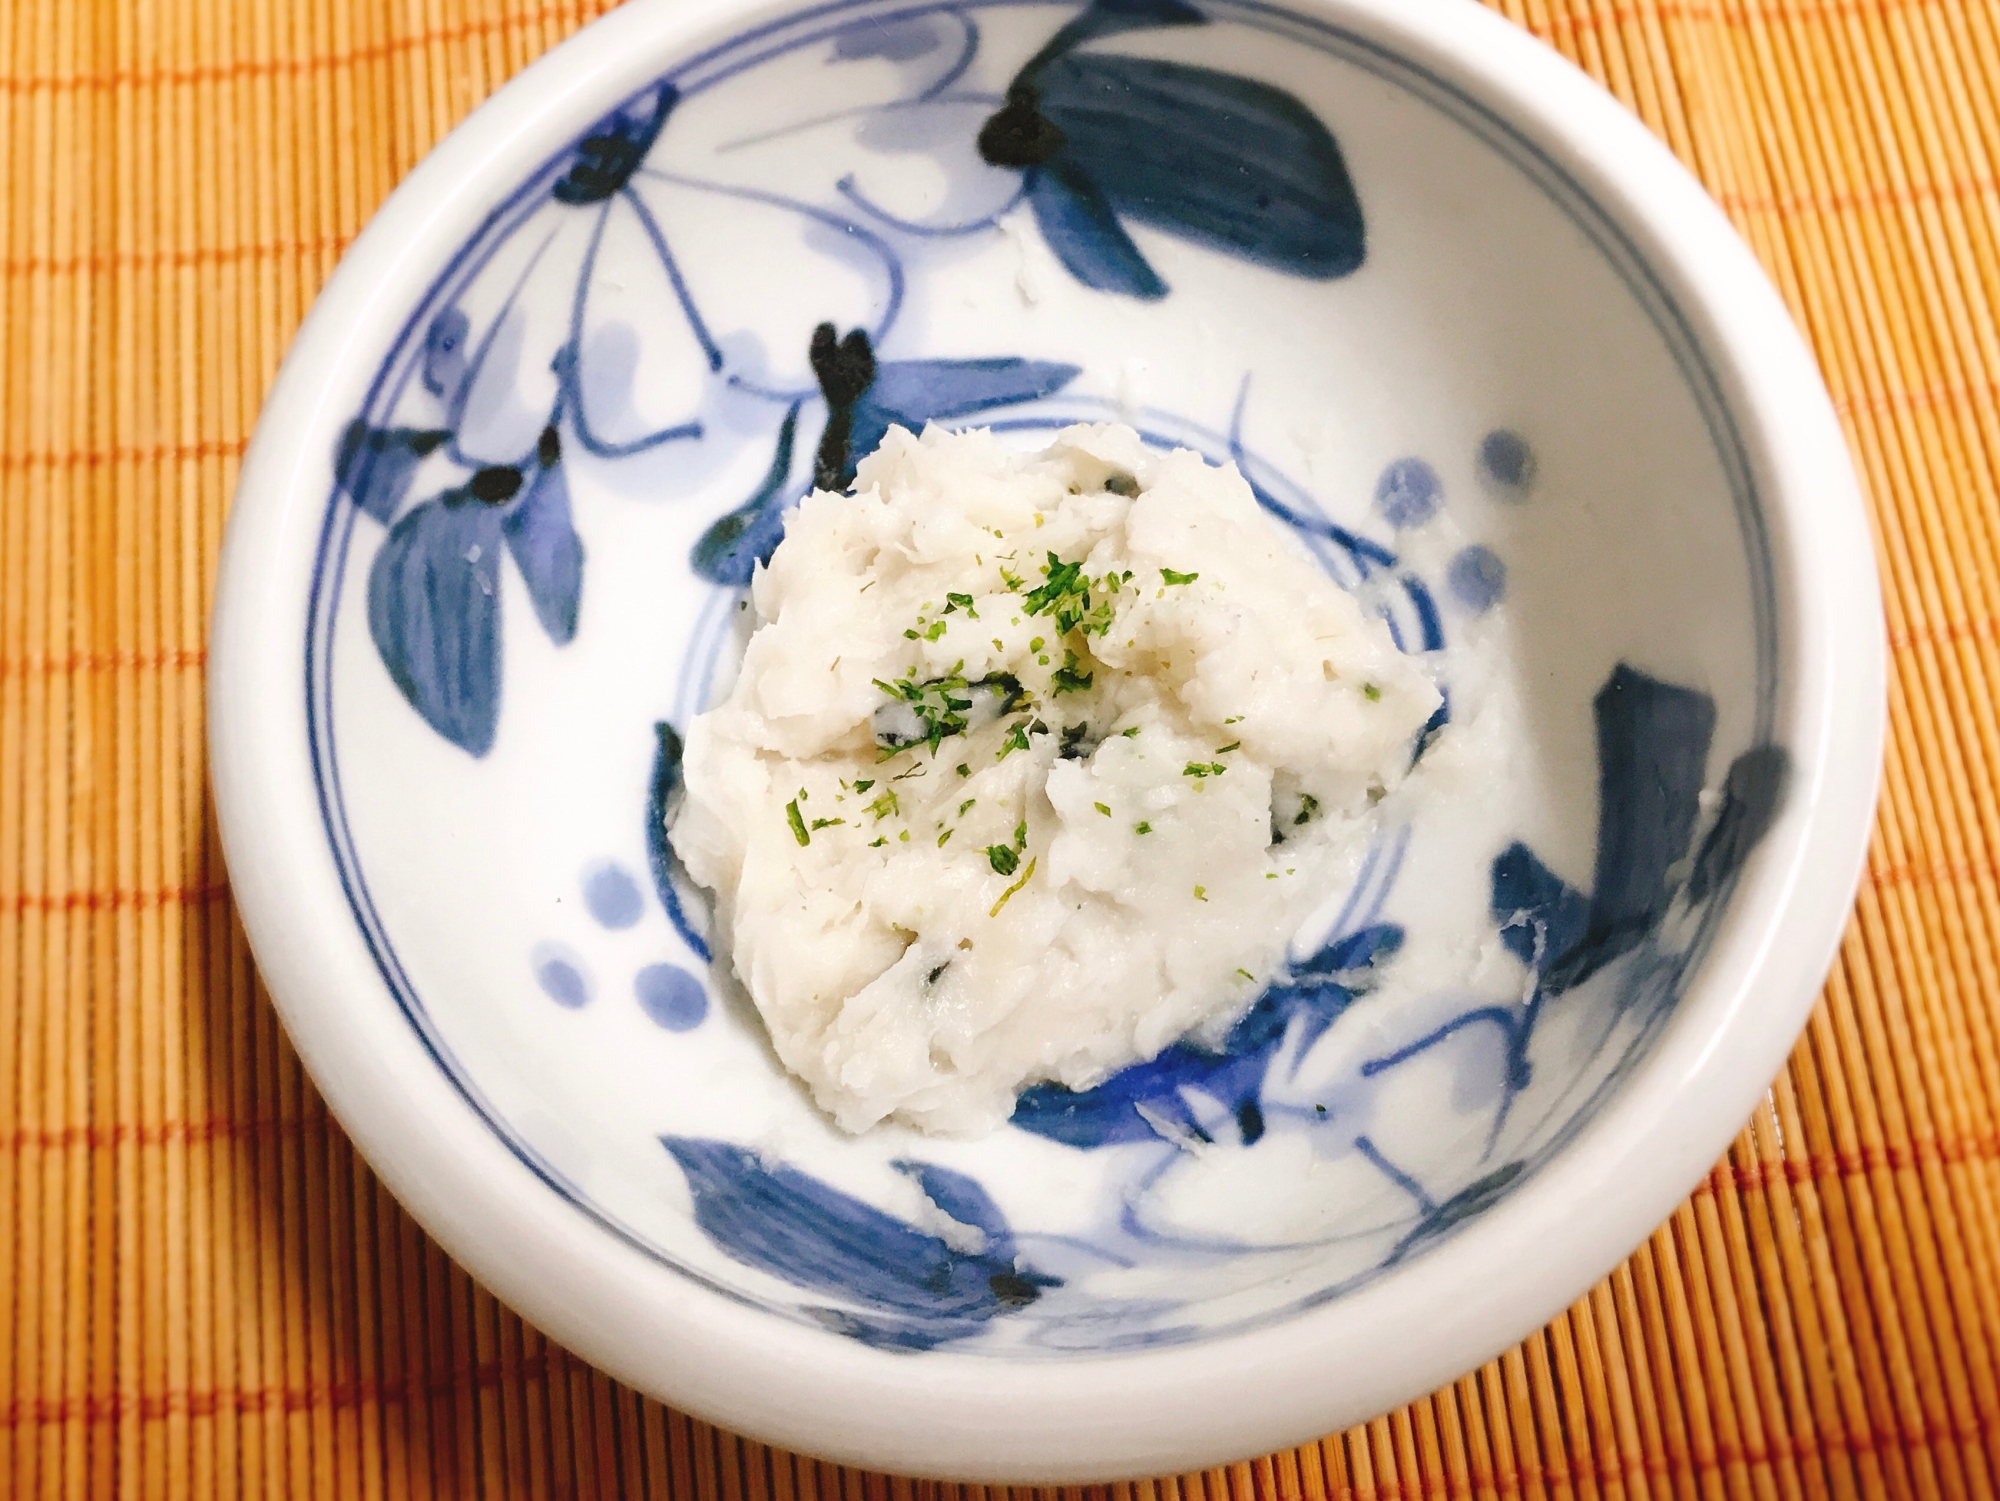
xmin=671 ymin=424 xmax=1441 ymax=1134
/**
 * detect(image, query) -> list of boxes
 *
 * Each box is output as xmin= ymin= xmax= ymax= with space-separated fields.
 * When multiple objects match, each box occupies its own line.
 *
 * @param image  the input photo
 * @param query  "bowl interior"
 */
xmin=311 ymin=0 xmax=1779 ymax=1355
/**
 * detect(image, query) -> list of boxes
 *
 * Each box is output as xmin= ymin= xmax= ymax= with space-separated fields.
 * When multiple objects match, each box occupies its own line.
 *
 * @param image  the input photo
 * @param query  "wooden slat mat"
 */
xmin=3 ymin=0 xmax=1997 ymax=1495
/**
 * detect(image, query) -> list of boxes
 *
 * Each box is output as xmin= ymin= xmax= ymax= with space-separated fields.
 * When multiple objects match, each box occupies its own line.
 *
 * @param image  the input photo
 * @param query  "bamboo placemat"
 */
xmin=3 ymin=0 xmax=1997 ymax=1495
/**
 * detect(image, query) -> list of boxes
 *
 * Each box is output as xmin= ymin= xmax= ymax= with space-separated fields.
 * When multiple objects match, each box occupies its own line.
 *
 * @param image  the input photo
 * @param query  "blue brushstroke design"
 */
xmin=501 ymin=459 xmax=583 ymax=644
xmin=1489 ymin=842 xmax=1590 ymax=972
xmin=1011 ymin=923 xmax=1402 ymax=1149
xmin=692 ymin=405 xmax=803 ymax=587
xmin=335 ymin=423 xmax=449 ymax=524
xmin=365 ymin=489 xmax=503 ymax=756
xmin=1547 ymin=664 xmax=1716 ymax=991
xmin=987 ymin=25 xmax=1365 ymax=299
xmin=1019 ymin=0 xmax=1207 ymax=79
xmin=646 ymin=721 xmax=711 ymax=962
xmin=424 ymin=308 xmax=471 ymax=400
xmin=661 ymin=1137 xmax=1055 ymax=1350
xmin=554 ymin=84 xmax=677 ymax=205
xmin=848 ymin=355 xmax=1082 ymax=472
xmin=1687 ymin=744 xmax=1789 ymax=905
xmin=1024 ymin=160 xmax=1167 ymax=299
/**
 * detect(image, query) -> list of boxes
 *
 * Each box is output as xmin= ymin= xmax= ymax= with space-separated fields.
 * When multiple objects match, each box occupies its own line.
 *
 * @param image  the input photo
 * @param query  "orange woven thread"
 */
xmin=0 ymin=5 xmax=599 ymax=94
xmin=1522 ymin=0 xmax=1951 ymax=42
xmin=6 ymin=0 xmax=2000 ymax=1495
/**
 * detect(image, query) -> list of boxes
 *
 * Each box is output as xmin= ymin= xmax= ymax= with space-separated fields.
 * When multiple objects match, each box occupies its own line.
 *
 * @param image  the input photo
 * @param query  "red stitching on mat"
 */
xmin=0 ymin=1351 xmax=582 ymax=1428
xmin=0 ymin=439 xmax=247 ymax=473
xmin=0 ymin=236 xmax=353 ymax=277
xmin=0 ymin=1114 xmax=326 ymax=1154
xmin=5 ymin=882 xmax=231 ymax=915
xmin=0 ymin=647 xmax=208 ymax=677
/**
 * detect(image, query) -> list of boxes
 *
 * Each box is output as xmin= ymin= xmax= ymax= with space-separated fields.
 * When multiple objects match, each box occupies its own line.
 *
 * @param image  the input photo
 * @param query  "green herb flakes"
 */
xmin=1160 ymin=567 xmax=1199 ymax=586
xmin=785 ymin=800 xmax=810 ymax=846
xmin=986 ymin=844 xmax=1020 ymax=876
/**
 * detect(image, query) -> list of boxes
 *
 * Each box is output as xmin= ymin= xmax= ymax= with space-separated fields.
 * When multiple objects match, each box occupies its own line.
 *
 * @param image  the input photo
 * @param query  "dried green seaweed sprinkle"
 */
xmin=959 ymin=798 xmax=976 ymax=816
xmin=810 ymin=817 xmax=844 ymax=831
xmin=785 ymin=799 xmax=810 ymax=846
xmin=1193 ymin=885 xmax=1208 ymax=901
xmin=945 ymin=593 xmax=979 ymax=618
xmin=874 ymin=668 xmax=974 ymax=754
xmin=937 ymin=829 xmax=954 ymax=847
xmin=1214 ymin=741 xmax=1241 ymax=755
xmin=1362 ymin=683 xmax=1382 ymax=701
xmin=1121 ymin=725 xmax=1141 ymax=738
xmin=865 ymin=788 xmax=900 ymax=821
xmin=1094 ymin=802 xmax=1112 ymax=817
xmin=1183 ymin=761 xmax=1227 ymax=778
xmin=1294 ymin=793 xmax=1320 ymax=826
xmin=1023 ymin=553 xmax=1115 ymax=636
xmin=1013 ymin=820 xmax=1028 ymax=851
xmin=986 ymin=844 xmax=1020 ymax=876
xmin=1134 ymin=821 xmax=1153 ymax=835
xmin=988 ymin=856 xmax=1036 ymax=917
xmin=1050 ymin=648 xmax=1094 ymax=695
xmin=1160 ymin=567 xmax=1199 ymax=586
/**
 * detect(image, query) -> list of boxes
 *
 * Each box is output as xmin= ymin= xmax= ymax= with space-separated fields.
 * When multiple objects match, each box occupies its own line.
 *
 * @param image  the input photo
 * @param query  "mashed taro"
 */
xmin=670 ymin=424 xmax=1440 ymax=1134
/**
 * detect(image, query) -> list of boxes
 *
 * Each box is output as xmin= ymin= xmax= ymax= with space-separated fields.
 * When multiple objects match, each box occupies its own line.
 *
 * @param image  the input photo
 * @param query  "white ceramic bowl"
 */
xmin=209 ymin=0 xmax=1882 ymax=1480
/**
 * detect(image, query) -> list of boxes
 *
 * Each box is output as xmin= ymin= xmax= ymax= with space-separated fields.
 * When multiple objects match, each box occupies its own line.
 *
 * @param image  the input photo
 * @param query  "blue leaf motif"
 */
xmin=1023 ymin=161 xmax=1167 ymax=300
xmin=1544 ymin=665 xmax=1715 ymax=991
xmin=1686 ymin=744 xmax=1788 ymax=905
xmin=850 ymin=354 xmax=1083 ymax=465
xmin=661 ymin=1137 xmax=1053 ymax=1351
xmin=1037 ymin=55 xmax=1365 ymax=283
xmin=365 ymin=490 xmax=503 ymax=756
xmin=336 ymin=422 xmax=448 ymax=523
xmin=501 ymin=449 xmax=583 ymax=645
xmin=692 ymin=403 xmax=802 ymax=586
xmin=1011 ymin=923 xmax=1398 ymax=1149
xmin=645 ymin=722 xmax=711 ymax=961
xmin=1489 ymin=842 xmax=1589 ymax=975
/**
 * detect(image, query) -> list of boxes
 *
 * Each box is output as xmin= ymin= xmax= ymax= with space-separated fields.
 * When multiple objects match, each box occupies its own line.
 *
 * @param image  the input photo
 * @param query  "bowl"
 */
xmin=208 ymin=0 xmax=1883 ymax=1480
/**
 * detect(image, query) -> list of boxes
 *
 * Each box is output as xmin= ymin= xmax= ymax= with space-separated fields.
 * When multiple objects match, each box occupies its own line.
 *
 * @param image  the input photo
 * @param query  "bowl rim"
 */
xmin=208 ymin=0 xmax=1885 ymax=1479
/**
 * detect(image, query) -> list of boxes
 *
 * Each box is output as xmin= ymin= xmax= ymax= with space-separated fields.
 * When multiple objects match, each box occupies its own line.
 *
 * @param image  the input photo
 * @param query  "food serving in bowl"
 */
xmin=208 ymin=0 xmax=1882 ymax=1480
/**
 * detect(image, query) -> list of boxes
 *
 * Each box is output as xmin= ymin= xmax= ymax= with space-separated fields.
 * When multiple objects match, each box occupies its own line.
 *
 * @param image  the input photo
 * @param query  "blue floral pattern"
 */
xmin=336 ymin=0 xmax=1370 ymax=756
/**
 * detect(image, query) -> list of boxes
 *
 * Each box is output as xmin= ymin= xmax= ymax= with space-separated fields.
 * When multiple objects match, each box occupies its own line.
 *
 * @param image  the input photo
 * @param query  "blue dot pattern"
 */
xmin=537 ymin=955 xmax=591 ymax=1009
xmin=1478 ymin=430 xmax=1536 ymax=492
xmin=1448 ymin=545 xmax=1507 ymax=614
xmin=1374 ymin=458 xmax=1441 ymax=529
xmin=583 ymin=862 xmax=645 ymax=929
xmin=636 ymin=963 xmax=709 ymax=1031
